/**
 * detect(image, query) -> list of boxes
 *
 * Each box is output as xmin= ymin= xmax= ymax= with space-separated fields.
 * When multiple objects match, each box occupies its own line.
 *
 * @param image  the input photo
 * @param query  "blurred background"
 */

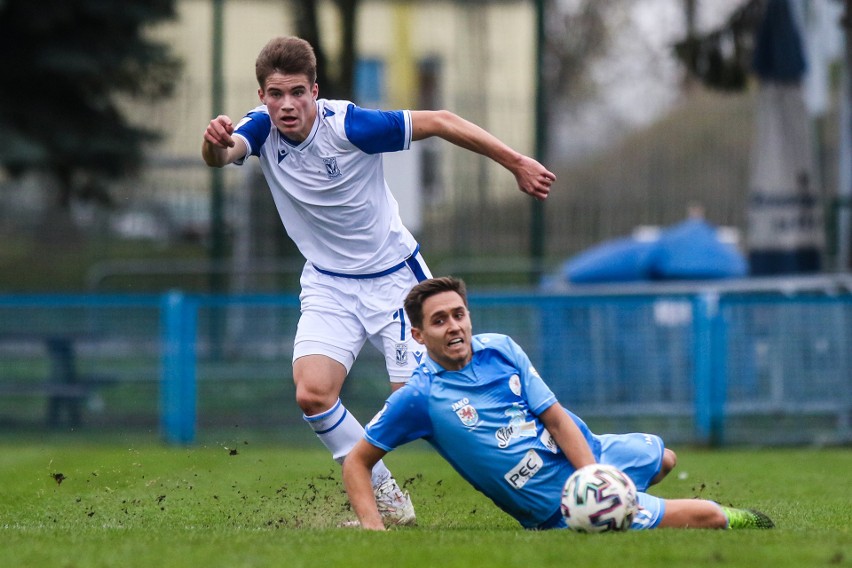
xmin=0 ymin=0 xmax=849 ymax=448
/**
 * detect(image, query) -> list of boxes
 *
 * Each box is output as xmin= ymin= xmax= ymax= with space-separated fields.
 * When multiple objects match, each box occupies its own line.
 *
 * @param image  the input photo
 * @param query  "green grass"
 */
xmin=1 ymin=440 xmax=850 ymax=568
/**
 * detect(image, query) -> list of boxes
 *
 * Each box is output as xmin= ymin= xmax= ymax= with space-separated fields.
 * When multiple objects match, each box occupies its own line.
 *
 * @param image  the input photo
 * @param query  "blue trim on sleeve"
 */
xmin=344 ymin=104 xmax=409 ymax=154
xmin=234 ymin=110 xmax=272 ymax=157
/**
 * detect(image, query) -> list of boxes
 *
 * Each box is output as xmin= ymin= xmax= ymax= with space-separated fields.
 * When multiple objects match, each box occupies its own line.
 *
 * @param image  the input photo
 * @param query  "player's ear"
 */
xmin=411 ymin=327 xmax=425 ymax=345
xmin=257 ymin=87 xmax=264 ymax=102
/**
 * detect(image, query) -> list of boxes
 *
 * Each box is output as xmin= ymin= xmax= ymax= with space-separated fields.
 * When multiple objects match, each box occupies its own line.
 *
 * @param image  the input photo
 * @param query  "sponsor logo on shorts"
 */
xmin=395 ymin=343 xmax=408 ymax=366
xmin=452 ymin=397 xmax=479 ymax=427
xmin=631 ymin=505 xmax=655 ymax=529
xmin=504 ymin=449 xmax=543 ymax=490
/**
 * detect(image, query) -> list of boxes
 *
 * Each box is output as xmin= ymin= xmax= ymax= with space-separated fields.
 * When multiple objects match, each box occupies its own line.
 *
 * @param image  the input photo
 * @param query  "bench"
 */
xmin=0 ymin=334 xmax=116 ymax=428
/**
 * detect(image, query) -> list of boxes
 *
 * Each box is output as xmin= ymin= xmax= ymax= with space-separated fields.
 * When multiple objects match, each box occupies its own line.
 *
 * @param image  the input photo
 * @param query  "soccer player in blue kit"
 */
xmin=202 ymin=37 xmax=556 ymax=526
xmin=343 ymin=276 xmax=774 ymax=530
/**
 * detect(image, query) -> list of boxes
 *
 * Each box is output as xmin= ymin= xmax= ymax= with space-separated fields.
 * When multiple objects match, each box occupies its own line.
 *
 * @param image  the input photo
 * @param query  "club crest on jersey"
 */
xmin=322 ymin=156 xmax=342 ymax=179
xmin=395 ymin=343 xmax=408 ymax=366
xmin=452 ymin=397 xmax=479 ymax=427
xmin=509 ymin=374 xmax=521 ymax=396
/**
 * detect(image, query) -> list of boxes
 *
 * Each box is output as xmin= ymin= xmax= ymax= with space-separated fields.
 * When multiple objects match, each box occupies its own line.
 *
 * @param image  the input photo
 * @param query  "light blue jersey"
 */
xmin=365 ymin=333 xmax=666 ymax=530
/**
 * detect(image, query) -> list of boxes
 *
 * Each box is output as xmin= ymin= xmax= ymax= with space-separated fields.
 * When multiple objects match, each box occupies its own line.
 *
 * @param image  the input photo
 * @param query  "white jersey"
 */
xmin=232 ymin=99 xmax=417 ymax=275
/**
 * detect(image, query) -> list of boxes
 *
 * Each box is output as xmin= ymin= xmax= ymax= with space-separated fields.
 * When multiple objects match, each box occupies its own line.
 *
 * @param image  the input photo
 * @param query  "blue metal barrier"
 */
xmin=692 ymin=293 xmax=727 ymax=446
xmin=0 ymin=284 xmax=849 ymax=446
xmin=160 ymin=291 xmax=197 ymax=445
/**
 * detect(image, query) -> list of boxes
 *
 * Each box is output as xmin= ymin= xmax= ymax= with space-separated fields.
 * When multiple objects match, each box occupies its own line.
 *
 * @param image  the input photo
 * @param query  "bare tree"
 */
xmin=292 ymin=0 xmax=359 ymax=100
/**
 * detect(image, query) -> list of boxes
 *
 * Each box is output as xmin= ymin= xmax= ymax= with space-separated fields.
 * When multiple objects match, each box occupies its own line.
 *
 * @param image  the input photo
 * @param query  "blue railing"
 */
xmin=1 ymin=282 xmax=850 ymax=446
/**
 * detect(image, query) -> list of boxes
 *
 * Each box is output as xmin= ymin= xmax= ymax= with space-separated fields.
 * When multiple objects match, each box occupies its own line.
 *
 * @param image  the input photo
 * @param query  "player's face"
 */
xmin=259 ymin=72 xmax=318 ymax=142
xmin=412 ymin=291 xmax=473 ymax=371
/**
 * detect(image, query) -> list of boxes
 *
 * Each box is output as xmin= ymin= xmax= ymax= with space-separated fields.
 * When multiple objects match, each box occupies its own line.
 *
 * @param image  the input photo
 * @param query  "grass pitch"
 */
xmin=1 ymin=437 xmax=849 ymax=568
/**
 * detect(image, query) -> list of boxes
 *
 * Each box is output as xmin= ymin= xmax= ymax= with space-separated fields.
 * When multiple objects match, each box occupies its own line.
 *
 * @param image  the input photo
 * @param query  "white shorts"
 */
xmin=293 ymin=252 xmax=432 ymax=382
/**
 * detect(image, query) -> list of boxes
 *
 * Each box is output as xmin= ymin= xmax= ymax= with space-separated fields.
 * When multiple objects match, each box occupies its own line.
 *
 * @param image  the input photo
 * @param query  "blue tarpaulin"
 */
xmin=561 ymin=219 xmax=748 ymax=284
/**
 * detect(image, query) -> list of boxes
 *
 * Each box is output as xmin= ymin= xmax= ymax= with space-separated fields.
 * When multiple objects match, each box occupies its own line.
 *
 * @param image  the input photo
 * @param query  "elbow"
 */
xmin=414 ymin=109 xmax=460 ymax=141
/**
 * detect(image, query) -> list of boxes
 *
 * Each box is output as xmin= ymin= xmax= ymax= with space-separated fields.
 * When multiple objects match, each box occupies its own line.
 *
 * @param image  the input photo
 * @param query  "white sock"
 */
xmin=303 ymin=399 xmax=392 ymax=488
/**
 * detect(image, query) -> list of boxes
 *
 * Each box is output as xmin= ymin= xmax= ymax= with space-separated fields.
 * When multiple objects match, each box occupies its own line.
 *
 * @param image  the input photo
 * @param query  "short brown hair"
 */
xmin=255 ymin=36 xmax=317 ymax=89
xmin=404 ymin=276 xmax=468 ymax=329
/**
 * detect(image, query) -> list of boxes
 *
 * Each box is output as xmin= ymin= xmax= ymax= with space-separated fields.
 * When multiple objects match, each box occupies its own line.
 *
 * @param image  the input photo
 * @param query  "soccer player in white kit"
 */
xmin=202 ymin=37 xmax=556 ymax=526
xmin=343 ymin=277 xmax=775 ymax=531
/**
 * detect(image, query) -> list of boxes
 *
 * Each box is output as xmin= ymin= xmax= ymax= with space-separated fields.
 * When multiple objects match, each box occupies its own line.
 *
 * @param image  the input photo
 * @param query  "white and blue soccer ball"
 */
xmin=561 ymin=464 xmax=638 ymax=533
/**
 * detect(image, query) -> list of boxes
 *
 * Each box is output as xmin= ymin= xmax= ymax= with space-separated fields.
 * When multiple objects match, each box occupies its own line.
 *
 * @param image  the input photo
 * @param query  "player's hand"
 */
xmin=204 ymin=115 xmax=236 ymax=149
xmin=514 ymin=156 xmax=555 ymax=201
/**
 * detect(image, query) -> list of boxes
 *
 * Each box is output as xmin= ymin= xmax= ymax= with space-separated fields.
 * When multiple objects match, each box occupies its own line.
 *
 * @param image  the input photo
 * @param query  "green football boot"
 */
xmin=721 ymin=506 xmax=775 ymax=529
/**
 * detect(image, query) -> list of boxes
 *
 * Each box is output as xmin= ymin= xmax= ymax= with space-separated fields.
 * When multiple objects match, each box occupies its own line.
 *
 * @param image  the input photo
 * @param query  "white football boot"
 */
xmin=374 ymin=477 xmax=416 ymax=526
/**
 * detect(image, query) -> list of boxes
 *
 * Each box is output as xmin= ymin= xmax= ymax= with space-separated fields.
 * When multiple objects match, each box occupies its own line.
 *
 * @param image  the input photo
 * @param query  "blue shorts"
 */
xmin=540 ymin=492 xmax=665 ymax=530
xmin=536 ymin=431 xmax=667 ymax=531
xmin=599 ymin=432 xmax=666 ymax=530
xmin=596 ymin=432 xmax=665 ymax=492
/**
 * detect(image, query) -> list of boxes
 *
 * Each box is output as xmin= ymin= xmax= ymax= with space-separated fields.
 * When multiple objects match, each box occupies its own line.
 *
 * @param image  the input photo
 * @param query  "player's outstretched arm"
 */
xmin=410 ymin=110 xmax=555 ymax=201
xmin=539 ymin=404 xmax=596 ymax=470
xmin=342 ymin=439 xmax=388 ymax=530
xmin=202 ymin=115 xmax=248 ymax=167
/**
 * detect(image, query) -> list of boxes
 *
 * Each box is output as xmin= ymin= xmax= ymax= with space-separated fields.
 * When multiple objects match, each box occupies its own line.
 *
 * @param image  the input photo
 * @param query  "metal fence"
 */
xmin=1 ymin=277 xmax=849 ymax=447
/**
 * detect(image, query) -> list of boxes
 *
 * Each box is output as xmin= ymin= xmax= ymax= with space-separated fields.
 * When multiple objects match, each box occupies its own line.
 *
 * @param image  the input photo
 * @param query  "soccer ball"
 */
xmin=561 ymin=464 xmax=638 ymax=533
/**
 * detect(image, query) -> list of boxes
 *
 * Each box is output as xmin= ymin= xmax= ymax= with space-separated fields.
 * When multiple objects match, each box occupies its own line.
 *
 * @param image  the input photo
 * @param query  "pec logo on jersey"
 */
xmin=504 ymin=449 xmax=543 ymax=490
xmin=394 ymin=342 xmax=408 ymax=366
xmin=322 ymin=156 xmax=342 ymax=179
